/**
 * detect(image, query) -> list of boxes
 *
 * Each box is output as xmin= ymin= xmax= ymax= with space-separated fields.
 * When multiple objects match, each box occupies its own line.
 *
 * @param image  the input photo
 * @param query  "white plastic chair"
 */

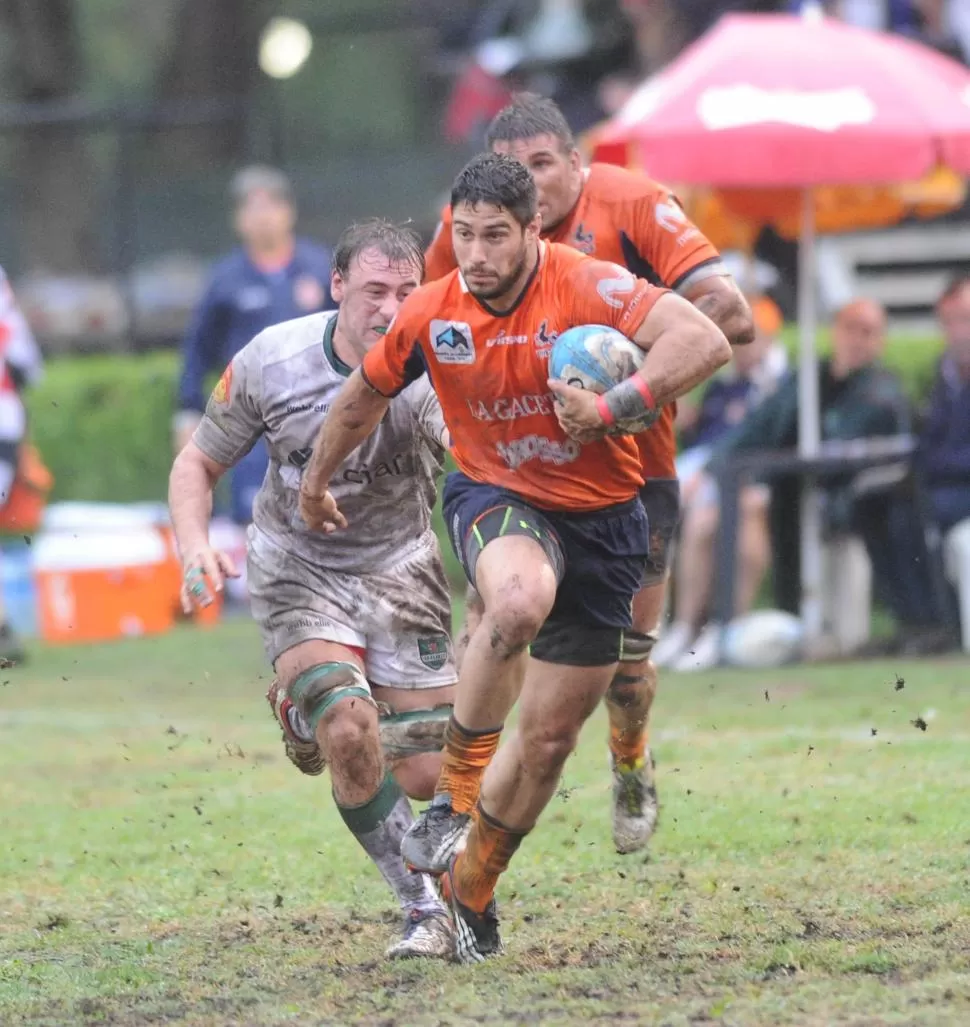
xmin=821 ymin=534 xmax=873 ymax=655
xmin=943 ymin=517 xmax=970 ymax=653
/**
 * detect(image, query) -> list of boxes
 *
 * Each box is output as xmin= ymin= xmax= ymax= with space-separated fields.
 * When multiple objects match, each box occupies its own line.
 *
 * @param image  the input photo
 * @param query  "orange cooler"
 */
xmin=33 ymin=528 xmax=176 ymax=644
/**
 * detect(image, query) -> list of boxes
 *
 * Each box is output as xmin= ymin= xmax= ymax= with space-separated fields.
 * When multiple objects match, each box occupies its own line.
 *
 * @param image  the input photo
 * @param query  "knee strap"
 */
xmin=288 ymin=662 xmax=374 ymax=736
xmin=377 ymin=703 xmax=454 ymax=760
xmin=619 ymin=629 xmax=656 ymax=664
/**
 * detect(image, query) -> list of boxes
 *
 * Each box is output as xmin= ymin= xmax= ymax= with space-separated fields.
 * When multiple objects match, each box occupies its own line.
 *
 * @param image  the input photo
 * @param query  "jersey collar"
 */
xmin=459 ymin=241 xmax=545 ymax=319
xmin=322 ymin=313 xmax=353 ymax=378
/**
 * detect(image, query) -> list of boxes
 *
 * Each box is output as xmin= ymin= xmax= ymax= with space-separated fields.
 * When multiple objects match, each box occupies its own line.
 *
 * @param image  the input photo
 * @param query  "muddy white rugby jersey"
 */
xmin=193 ymin=310 xmax=446 ymax=572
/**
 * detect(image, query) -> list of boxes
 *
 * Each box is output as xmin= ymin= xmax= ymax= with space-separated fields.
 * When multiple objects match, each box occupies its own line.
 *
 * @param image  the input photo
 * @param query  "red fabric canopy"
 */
xmin=594 ymin=12 xmax=970 ymax=186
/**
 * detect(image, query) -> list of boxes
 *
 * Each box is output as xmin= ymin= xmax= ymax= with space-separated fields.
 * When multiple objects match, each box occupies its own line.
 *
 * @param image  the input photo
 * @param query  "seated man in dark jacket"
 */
xmin=919 ymin=274 xmax=970 ymax=533
xmin=714 ymin=298 xmax=951 ymax=655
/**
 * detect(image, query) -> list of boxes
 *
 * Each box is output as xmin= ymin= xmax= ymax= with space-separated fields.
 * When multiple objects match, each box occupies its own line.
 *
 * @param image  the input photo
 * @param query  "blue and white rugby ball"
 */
xmin=548 ymin=324 xmax=653 ymax=434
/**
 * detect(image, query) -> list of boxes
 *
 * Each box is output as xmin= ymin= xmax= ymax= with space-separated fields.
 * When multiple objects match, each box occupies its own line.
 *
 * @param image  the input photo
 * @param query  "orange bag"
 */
xmin=0 ymin=442 xmax=54 ymax=534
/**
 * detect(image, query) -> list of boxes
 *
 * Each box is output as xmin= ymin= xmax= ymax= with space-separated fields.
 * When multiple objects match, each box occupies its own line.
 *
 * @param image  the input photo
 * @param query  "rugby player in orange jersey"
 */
xmin=299 ymin=153 xmax=730 ymax=961
xmin=425 ymin=94 xmax=754 ymax=855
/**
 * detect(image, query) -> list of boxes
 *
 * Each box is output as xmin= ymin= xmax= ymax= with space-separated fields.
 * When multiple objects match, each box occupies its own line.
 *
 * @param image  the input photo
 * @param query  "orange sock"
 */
xmin=609 ymin=722 xmax=647 ymax=769
xmin=436 ymin=717 xmax=502 ymax=814
xmin=452 ymin=803 xmax=527 ymax=913
xmin=607 ymin=671 xmax=649 ymax=769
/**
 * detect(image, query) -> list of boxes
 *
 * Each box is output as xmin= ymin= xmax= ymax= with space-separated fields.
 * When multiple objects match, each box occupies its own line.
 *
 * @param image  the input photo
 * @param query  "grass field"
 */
xmin=2 ymin=619 xmax=968 ymax=1026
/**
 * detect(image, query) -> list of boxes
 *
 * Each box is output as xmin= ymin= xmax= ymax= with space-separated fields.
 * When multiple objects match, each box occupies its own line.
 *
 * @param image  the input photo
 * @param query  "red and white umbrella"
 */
xmin=595 ymin=7 xmax=970 ymax=643
xmin=596 ymin=12 xmax=970 ymax=184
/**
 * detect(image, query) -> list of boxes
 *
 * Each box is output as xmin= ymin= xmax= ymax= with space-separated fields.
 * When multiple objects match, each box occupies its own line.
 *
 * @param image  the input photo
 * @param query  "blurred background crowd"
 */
xmin=0 ymin=0 xmax=968 ymax=667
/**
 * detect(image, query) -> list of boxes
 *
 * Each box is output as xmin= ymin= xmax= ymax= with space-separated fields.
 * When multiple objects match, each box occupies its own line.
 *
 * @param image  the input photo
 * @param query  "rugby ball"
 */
xmin=548 ymin=324 xmax=654 ymax=434
xmin=721 ymin=609 xmax=804 ymax=669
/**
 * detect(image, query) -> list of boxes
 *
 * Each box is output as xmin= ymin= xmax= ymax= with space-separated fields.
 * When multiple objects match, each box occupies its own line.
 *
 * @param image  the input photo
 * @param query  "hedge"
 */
xmin=28 ymin=333 xmax=944 ymax=505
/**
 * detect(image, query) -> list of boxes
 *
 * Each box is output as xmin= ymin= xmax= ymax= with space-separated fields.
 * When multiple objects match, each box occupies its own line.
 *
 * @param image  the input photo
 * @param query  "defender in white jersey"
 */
xmin=168 ymin=220 xmax=456 ymax=960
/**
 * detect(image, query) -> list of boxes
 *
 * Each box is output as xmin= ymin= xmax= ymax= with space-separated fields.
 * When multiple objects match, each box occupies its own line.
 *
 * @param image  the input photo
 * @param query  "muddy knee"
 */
xmin=482 ymin=581 xmax=555 ymax=658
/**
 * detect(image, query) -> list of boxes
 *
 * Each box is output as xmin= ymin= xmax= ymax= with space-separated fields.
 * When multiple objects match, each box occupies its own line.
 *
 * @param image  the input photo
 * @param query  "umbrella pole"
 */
xmin=797 ymin=187 xmax=825 ymax=649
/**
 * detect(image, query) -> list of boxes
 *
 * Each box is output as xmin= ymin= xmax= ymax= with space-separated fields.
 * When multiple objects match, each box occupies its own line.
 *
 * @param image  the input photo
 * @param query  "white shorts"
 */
xmin=247 ymin=530 xmax=458 ymax=690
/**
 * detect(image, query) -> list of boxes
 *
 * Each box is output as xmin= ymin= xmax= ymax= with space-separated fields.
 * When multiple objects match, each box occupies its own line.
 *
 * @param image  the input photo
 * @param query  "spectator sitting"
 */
xmin=173 ymin=166 xmax=334 ymax=526
xmin=705 ymin=298 xmax=952 ymax=659
xmin=653 ymin=296 xmax=788 ymax=670
xmin=919 ymin=273 xmax=970 ymax=534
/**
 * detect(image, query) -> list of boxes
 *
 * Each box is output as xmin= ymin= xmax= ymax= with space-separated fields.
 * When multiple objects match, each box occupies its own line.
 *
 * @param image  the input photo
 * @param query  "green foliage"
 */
xmin=27 ymin=351 xmax=179 ymax=503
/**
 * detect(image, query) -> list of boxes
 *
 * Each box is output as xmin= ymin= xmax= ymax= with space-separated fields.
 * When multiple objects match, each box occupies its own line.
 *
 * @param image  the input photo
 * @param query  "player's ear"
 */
xmin=568 ymin=147 xmax=582 ymax=173
xmin=330 ymin=269 xmax=344 ymax=304
xmin=526 ymin=212 xmax=542 ymax=239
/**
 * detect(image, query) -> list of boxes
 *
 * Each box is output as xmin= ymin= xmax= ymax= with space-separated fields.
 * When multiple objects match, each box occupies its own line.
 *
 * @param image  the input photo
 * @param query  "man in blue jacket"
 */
xmin=173 ymin=166 xmax=334 ymax=524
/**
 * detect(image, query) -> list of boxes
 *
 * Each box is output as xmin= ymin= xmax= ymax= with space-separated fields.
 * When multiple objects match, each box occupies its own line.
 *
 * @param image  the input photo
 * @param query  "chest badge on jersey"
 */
xmin=429 ymin=319 xmax=475 ymax=365
xmin=533 ymin=320 xmax=558 ymax=357
xmin=573 ymin=222 xmax=595 ymax=254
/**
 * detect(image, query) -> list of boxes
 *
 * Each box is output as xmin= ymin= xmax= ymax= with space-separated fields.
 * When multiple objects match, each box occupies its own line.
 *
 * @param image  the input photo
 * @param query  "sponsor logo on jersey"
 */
xmin=573 ymin=222 xmax=595 ymax=254
xmin=212 ymin=362 xmax=233 ymax=404
xmin=417 ymin=634 xmax=450 ymax=670
xmin=429 ymin=319 xmax=475 ymax=364
xmin=466 ymin=393 xmax=556 ymax=422
xmin=596 ymin=264 xmax=637 ymax=309
xmin=496 ymin=435 xmax=581 ymax=470
xmin=287 ymin=446 xmax=313 ymax=468
xmin=486 ymin=329 xmax=530 ymax=348
xmin=340 ymin=454 xmax=414 ymax=486
xmin=285 ymin=400 xmax=329 ymax=415
xmin=286 ymin=448 xmax=414 ymax=485
xmin=655 ymin=198 xmax=688 ymax=234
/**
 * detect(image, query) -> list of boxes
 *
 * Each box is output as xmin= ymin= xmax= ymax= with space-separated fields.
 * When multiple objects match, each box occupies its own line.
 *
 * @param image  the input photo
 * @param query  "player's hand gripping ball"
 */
xmin=548 ymin=324 xmax=659 ymax=436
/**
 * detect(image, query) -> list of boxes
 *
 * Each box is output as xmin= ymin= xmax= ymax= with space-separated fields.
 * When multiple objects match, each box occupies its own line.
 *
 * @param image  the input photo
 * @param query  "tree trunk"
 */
xmin=145 ymin=0 xmax=266 ymax=174
xmin=3 ymin=0 xmax=97 ymax=274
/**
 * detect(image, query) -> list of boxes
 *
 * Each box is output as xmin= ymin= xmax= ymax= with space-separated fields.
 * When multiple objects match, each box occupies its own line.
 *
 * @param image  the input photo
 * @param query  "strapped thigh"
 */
xmin=462 ymin=503 xmax=565 ymax=589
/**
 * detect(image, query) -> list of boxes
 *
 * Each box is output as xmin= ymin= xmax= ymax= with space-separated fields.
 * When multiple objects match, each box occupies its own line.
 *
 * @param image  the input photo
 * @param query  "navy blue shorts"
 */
xmin=443 ymin=471 xmax=649 ymax=632
xmin=638 ymin=478 xmax=681 ymax=586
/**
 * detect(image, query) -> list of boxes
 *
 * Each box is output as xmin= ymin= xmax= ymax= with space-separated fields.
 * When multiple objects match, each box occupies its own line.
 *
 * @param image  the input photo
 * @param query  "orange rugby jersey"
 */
xmin=362 ymin=242 xmax=667 ymax=513
xmin=424 ymin=162 xmax=725 ymax=478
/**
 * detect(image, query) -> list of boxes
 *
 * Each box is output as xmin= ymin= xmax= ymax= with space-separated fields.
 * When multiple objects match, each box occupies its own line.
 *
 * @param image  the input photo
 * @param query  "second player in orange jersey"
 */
xmin=426 ymin=94 xmax=754 ymax=855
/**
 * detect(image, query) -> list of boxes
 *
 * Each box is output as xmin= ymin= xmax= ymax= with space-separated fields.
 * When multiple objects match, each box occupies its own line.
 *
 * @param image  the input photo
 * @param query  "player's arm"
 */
xmin=550 ymin=262 xmax=730 ymax=442
xmin=633 ymin=292 xmax=732 ymax=402
xmin=415 ymin=381 xmax=450 ymax=451
xmin=681 ymin=274 xmax=755 ymax=347
xmin=168 ymin=345 xmax=264 ymax=608
xmin=299 ymin=369 xmax=391 ymax=532
xmin=630 ymin=188 xmax=755 ymax=346
xmin=300 ymin=309 xmax=425 ymax=531
xmin=169 ymin=441 xmax=237 ymax=611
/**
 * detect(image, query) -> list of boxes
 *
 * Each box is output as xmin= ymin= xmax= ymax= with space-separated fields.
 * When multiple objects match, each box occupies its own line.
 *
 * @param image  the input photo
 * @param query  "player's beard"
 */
xmin=466 ymin=246 xmax=529 ymax=302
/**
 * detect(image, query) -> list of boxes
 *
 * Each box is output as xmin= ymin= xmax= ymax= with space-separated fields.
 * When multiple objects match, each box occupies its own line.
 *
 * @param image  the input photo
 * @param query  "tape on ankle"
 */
xmin=336 ymin=771 xmax=402 ymax=836
xmin=289 ymin=662 xmax=373 ymax=737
